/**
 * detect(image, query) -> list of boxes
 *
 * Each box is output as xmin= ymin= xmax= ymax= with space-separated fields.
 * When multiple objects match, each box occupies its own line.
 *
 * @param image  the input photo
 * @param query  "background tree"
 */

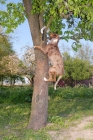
xmin=0 ymin=0 xmax=93 ymax=130
xmin=0 ymin=31 xmax=15 ymax=85
xmin=0 ymin=34 xmax=14 ymax=60
xmin=74 ymin=43 xmax=93 ymax=64
xmin=22 ymin=47 xmax=35 ymax=86
xmin=0 ymin=54 xmax=23 ymax=85
xmin=0 ymin=55 xmax=22 ymax=74
xmin=63 ymin=53 xmax=91 ymax=86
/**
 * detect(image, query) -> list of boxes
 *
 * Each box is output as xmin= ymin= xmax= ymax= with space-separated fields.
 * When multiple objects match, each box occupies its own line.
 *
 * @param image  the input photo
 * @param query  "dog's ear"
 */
xmin=53 ymin=34 xmax=57 ymax=38
xmin=50 ymin=33 xmax=58 ymax=38
xmin=50 ymin=33 xmax=53 ymax=38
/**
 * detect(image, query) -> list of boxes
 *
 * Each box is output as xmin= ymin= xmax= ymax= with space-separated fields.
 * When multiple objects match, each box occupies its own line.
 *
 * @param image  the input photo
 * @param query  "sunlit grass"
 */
xmin=48 ymin=97 xmax=93 ymax=129
xmin=0 ymin=86 xmax=93 ymax=139
xmin=76 ymin=138 xmax=85 ymax=140
xmin=0 ymin=103 xmax=30 ymax=139
xmin=84 ymin=121 xmax=93 ymax=129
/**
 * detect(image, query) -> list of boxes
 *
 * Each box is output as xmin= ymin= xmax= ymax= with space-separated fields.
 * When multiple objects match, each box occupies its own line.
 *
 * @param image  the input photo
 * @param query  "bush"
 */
xmin=49 ymin=86 xmax=93 ymax=99
xmin=1 ymin=86 xmax=93 ymax=104
xmin=0 ymin=86 xmax=33 ymax=103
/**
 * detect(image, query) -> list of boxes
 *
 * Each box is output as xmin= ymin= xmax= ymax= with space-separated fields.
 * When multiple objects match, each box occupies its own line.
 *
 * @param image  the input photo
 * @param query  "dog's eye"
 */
xmin=54 ymin=34 xmax=57 ymax=38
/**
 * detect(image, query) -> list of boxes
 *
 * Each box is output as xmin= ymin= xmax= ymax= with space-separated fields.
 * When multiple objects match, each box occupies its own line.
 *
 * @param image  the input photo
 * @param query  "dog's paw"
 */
xmin=41 ymin=26 xmax=46 ymax=34
xmin=54 ymin=85 xmax=56 ymax=90
xmin=44 ymin=77 xmax=47 ymax=81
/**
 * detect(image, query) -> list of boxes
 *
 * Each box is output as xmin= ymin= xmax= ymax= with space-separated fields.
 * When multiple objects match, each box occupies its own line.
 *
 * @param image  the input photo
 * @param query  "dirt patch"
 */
xmin=48 ymin=116 xmax=93 ymax=140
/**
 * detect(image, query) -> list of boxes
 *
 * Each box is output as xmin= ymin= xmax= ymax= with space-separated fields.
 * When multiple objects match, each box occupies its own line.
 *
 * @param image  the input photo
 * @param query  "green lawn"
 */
xmin=0 ymin=86 xmax=93 ymax=140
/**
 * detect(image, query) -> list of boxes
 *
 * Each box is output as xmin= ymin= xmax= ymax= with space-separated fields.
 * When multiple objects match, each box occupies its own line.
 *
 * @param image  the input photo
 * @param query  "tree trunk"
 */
xmin=23 ymin=0 xmax=49 ymax=130
xmin=10 ymin=76 xmax=12 ymax=86
xmin=1 ymin=75 xmax=3 ymax=85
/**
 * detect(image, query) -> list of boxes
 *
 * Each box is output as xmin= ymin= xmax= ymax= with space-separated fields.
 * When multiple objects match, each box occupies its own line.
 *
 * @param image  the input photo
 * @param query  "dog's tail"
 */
xmin=54 ymin=75 xmax=62 ymax=90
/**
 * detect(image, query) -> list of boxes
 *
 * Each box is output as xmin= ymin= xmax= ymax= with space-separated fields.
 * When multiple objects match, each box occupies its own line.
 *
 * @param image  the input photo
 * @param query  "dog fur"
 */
xmin=34 ymin=33 xmax=64 ymax=90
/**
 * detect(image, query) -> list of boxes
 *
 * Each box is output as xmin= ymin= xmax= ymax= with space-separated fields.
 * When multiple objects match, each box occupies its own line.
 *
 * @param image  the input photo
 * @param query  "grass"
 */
xmin=76 ymin=138 xmax=85 ymax=140
xmin=48 ymin=86 xmax=93 ymax=128
xmin=84 ymin=121 xmax=93 ymax=129
xmin=0 ymin=86 xmax=93 ymax=139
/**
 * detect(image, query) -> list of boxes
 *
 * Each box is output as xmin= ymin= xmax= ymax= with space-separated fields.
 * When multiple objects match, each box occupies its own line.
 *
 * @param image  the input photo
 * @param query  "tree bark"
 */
xmin=23 ymin=0 xmax=48 ymax=130
xmin=1 ymin=75 xmax=3 ymax=85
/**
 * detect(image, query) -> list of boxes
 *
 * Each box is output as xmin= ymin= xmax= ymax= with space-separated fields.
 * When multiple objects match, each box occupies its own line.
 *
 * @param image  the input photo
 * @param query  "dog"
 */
xmin=34 ymin=33 xmax=64 ymax=90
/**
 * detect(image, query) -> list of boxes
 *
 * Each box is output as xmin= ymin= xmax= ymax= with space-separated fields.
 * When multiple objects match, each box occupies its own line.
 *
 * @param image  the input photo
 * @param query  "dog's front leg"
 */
xmin=34 ymin=46 xmax=47 ymax=54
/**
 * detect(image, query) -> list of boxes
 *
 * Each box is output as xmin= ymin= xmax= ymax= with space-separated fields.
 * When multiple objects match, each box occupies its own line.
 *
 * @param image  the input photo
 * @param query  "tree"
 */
xmin=0 ymin=33 xmax=14 ymax=60
xmin=0 ymin=30 xmax=15 ymax=84
xmin=22 ymin=47 xmax=35 ymax=86
xmin=72 ymin=58 xmax=90 ymax=81
xmin=1 ymin=0 xmax=93 ymax=130
xmin=74 ymin=43 xmax=93 ymax=64
xmin=0 ymin=55 xmax=22 ymax=75
xmin=63 ymin=53 xmax=90 ymax=86
xmin=0 ymin=54 xmax=23 ymax=85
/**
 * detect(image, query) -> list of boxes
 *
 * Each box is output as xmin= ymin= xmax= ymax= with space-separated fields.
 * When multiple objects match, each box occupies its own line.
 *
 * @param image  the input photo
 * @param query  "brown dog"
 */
xmin=34 ymin=33 xmax=64 ymax=90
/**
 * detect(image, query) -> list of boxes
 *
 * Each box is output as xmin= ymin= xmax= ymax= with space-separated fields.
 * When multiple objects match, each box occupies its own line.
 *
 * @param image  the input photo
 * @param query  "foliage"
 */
xmin=0 ymin=50 xmax=30 ymax=86
xmin=71 ymin=58 xmax=90 ymax=80
xmin=0 ymin=0 xmax=5 ymax=4
xmin=8 ymin=75 xmax=25 ymax=85
xmin=0 ymin=2 xmax=26 ymax=33
xmin=0 ymin=34 xmax=14 ymax=60
xmin=0 ymin=86 xmax=33 ymax=103
xmin=48 ymin=115 xmax=65 ymax=126
xmin=63 ymin=52 xmax=91 ymax=82
xmin=0 ymin=33 xmax=15 ymax=82
xmin=0 ymin=54 xmax=23 ymax=77
xmin=49 ymin=86 xmax=93 ymax=99
xmin=0 ymin=1 xmax=93 ymax=49
xmin=1 ymin=85 xmax=93 ymax=104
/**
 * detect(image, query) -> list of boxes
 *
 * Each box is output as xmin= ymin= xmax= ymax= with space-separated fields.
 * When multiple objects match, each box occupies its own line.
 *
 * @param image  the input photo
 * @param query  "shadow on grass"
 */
xmin=48 ymin=87 xmax=93 ymax=127
xmin=0 ymin=86 xmax=51 ymax=140
xmin=1 ymin=86 xmax=93 ymax=139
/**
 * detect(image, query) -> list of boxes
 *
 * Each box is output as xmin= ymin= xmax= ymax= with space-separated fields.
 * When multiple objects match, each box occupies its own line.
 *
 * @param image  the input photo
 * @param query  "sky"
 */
xmin=10 ymin=20 xmax=33 ymax=59
xmin=1 ymin=0 xmax=93 ymax=59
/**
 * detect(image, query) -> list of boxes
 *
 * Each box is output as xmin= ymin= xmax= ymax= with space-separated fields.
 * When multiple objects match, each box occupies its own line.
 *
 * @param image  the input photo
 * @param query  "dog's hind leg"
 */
xmin=44 ymin=72 xmax=55 ymax=82
xmin=53 ymin=72 xmax=56 ymax=82
xmin=54 ymin=75 xmax=62 ymax=90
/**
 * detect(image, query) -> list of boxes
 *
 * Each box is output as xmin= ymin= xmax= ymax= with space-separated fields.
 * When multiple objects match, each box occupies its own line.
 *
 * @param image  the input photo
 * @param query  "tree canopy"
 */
xmin=0 ymin=34 xmax=14 ymax=60
xmin=0 ymin=0 xmax=93 ymax=49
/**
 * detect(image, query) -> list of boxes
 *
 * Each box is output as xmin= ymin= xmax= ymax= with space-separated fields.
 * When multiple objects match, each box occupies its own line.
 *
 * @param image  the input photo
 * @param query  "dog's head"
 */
xmin=49 ymin=33 xmax=60 ymax=45
xmin=50 ymin=33 xmax=59 ymax=39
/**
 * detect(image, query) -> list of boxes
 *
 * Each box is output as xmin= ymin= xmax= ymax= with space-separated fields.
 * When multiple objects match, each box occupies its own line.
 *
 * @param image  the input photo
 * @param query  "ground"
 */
xmin=1 ymin=86 xmax=93 ymax=140
xmin=48 ymin=116 xmax=93 ymax=140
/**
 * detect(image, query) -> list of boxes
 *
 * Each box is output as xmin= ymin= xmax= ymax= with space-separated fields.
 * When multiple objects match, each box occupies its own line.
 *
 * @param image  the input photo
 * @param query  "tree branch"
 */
xmin=45 ymin=16 xmax=53 ymax=31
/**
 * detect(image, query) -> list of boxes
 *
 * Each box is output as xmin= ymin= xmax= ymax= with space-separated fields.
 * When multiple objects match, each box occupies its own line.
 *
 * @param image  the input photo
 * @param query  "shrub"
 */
xmin=0 ymin=86 xmax=33 ymax=103
xmin=49 ymin=86 xmax=93 ymax=99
